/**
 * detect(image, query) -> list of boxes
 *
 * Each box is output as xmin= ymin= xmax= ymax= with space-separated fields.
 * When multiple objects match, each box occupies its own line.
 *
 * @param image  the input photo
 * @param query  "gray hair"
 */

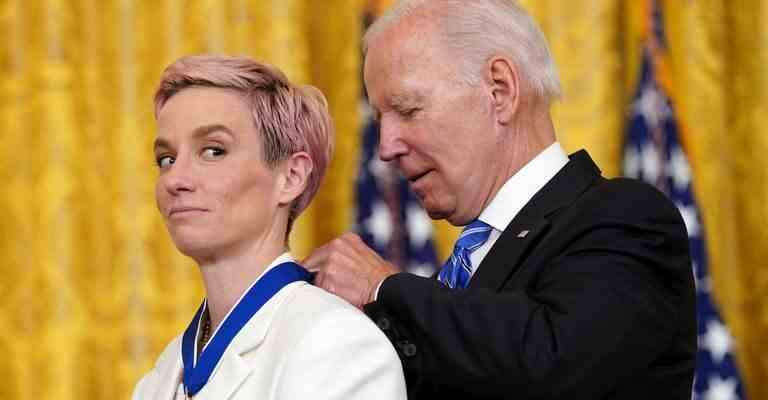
xmin=363 ymin=0 xmax=562 ymax=102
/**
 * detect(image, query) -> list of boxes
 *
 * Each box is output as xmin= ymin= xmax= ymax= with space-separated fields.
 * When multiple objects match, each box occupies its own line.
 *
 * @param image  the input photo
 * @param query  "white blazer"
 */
xmin=133 ymin=278 xmax=406 ymax=399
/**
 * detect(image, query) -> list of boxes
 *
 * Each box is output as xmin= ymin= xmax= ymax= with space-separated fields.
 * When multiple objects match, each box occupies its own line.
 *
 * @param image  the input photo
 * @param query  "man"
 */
xmin=304 ymin=1 xmax=696 ymax=398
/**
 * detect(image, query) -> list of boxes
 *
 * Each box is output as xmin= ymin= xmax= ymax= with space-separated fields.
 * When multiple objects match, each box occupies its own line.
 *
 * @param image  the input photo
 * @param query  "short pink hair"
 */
xmin=154 ymin=55 xmax=335 ymax=233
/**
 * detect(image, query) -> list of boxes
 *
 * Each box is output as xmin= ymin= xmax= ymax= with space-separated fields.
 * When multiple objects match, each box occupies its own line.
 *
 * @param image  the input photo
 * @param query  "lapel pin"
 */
xmin=517 ymin=230 xmax=530 ymax=238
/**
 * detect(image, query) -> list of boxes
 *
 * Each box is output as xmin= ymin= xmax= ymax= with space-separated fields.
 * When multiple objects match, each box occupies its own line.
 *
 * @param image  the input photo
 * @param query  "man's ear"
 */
xmin=278 ymin=151 xmax=313 ymax=206
xmin=486 ymin=56 xmax=520 ymax=125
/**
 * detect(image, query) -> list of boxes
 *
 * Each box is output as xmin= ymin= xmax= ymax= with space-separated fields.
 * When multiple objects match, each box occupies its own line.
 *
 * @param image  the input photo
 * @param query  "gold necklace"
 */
xmin=199 ymin=315 xmax=212 ymax=350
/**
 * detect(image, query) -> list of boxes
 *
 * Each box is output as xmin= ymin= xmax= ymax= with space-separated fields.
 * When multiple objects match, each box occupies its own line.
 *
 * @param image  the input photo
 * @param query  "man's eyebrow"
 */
xmin=389 ymin=93 xmax=424 ymax=109
xmin=153 ymin=124 xmax=235 ymax=151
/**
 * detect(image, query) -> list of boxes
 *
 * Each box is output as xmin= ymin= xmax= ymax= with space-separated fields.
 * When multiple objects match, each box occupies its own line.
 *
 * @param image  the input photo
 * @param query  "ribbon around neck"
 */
xmin=181 ymin=261 xmax=312 ymax=397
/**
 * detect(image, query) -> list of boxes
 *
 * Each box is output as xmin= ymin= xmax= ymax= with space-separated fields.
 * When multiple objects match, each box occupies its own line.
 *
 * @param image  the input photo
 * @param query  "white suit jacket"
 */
xmin=133 ymin=280 xmax=406 ymax=399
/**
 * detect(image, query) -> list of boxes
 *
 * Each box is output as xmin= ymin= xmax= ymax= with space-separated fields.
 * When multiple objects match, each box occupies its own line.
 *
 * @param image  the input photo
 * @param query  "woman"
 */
xmin=133 ymin=55 xmax=406 ymax=399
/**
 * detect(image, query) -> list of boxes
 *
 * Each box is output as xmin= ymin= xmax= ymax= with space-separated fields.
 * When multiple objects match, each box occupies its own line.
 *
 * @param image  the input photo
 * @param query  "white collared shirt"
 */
xmin=374 ymin=143 xmax=568 ymax=300
xmin=468 ymin=142 xmax=569 ymax=277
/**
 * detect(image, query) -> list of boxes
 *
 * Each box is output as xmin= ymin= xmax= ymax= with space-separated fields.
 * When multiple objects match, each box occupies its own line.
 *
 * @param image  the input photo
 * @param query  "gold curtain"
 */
xmin=662 ymin=1 xmax=768 ymax=398
xmin=0 ymin=0 xmax=362 ymax=398
xmin=1 ymin=0 xmax=766 ymax=398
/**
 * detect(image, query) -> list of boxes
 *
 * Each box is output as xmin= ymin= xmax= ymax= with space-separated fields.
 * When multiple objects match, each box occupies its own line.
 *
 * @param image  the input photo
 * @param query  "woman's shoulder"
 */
xmin=277 ymin=283 xmax=368 ymax=326
xmin=131 ymin=335 xmax=182 ymax=399
xmin=154 ymin=334 xmax=183 ymax=365
xmin=268 ymin=284 xmax=406 ymax=399
xmin=264 ymin=282 xmax=388 ymax=346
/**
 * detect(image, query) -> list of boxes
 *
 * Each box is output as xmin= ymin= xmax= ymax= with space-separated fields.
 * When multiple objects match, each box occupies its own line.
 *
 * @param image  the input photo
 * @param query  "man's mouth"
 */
xmin=408 ymin=170 xmax=431 ymax=183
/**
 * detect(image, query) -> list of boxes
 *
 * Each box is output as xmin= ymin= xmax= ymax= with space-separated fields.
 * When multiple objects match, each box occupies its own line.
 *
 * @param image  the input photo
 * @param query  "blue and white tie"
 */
xmin=438 ymin=220 xmax=493 ymax=289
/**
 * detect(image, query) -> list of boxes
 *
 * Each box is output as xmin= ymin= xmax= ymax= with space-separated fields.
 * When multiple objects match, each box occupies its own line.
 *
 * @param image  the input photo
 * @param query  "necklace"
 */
xmin=188 ymin=315 xmax=211 ymax=399
xmin=199 ymin=315 xmax=212 ymax=351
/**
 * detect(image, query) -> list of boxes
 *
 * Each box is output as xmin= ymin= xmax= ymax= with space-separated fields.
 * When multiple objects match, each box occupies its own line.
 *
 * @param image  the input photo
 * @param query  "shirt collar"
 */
xmin=479 ymin=142 xmax=569 ymax=232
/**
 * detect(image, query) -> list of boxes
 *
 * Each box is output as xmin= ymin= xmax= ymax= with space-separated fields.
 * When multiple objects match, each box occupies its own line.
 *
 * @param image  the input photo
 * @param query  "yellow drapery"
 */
xmin=0 ymin=0 xmax=766 ymax=398
xmin=661 ymin=1 xmax=768 ymax=398
xmin=0 ymin=0 xmax=362 ymax=397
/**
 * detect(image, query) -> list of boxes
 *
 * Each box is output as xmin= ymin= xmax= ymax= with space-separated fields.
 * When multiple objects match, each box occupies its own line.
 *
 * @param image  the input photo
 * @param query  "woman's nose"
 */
xmin=161 ymin=158 xmax=196 ymax=195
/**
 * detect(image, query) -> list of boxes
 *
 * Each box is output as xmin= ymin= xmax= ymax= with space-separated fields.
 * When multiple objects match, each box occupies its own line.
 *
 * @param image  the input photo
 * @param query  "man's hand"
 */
xmin=303 ymin=233 xmax=398 ymax=309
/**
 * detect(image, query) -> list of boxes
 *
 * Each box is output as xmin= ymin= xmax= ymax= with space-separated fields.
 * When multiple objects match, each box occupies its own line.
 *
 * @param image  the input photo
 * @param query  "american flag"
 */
xmin=623 ymin=3 xmax=746 ymax=399
xmin=354 ymin=104 xmax=440 ymax=277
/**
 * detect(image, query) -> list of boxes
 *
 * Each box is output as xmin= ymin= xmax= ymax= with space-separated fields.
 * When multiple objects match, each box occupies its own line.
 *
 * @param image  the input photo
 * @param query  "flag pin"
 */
xmin=517 ymin=230 xmax=529 ymax=238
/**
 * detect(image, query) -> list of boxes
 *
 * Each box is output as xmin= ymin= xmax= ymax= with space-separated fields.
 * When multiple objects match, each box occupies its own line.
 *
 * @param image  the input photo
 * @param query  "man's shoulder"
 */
xmin=575 ymin=176 xmax=681 ymax=218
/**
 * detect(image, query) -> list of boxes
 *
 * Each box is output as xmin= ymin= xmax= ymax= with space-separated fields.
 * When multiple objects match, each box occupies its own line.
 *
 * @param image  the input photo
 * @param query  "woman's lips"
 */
xmin=168 ymin=207 xmax=208 ymax=218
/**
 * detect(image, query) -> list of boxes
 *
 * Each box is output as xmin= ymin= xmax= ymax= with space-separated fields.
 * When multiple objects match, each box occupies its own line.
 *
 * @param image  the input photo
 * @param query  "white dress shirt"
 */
xmin=469 ymin=142 xmax=569 ymax=276
xmin=374 ymin=142 xmax=569 ymax=299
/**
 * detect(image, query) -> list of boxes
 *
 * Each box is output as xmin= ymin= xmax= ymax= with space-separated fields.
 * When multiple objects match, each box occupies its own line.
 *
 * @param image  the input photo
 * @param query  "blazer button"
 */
xmin=377 ymin=317 xmax=391 ymax=331
xmin=401 ymin=342 xmax=417 ymax=357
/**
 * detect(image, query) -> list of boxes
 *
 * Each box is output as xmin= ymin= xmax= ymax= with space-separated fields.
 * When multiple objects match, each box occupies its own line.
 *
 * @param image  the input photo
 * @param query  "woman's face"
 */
xmin=154 ymin=87 xmax=286 ymax=261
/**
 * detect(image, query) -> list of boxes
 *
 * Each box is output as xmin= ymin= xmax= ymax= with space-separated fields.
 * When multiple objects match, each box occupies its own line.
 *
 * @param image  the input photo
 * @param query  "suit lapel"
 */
xmin=469 ymin=150 xmax=602 ymax=291
xmin=198 ymin=350 xmax=254 ymax=399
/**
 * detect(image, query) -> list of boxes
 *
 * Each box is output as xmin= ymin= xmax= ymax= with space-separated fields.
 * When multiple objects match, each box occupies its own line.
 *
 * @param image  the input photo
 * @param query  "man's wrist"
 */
xmin=369 ymin=269 xmax=396 ymax=303
xmin=371 ymin=279 xmax=386 ymax=303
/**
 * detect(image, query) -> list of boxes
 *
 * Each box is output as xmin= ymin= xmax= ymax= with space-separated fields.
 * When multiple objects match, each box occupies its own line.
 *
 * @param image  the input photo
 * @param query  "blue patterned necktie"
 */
xmin=438 ymin=220 xmax=493 ymax=289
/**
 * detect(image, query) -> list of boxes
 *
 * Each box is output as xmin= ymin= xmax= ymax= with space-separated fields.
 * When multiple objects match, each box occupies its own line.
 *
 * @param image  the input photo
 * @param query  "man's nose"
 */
xmin=377 ymin=122 xmax=409 ymax=162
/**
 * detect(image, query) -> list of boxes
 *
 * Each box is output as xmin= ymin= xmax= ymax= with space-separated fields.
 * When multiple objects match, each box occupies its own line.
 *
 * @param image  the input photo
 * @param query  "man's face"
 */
xmin=364 ymin=20 xmax=504 ymax=225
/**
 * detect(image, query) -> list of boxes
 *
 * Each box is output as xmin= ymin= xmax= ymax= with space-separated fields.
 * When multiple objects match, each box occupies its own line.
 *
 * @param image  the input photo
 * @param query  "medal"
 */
xmin=181 ymin=261 xmax=312 ymax=397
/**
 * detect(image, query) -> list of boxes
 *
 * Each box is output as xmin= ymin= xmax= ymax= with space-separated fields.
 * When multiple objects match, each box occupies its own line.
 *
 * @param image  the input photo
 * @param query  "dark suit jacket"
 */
xmin=364 ymin=150 xmax=696 ymax=399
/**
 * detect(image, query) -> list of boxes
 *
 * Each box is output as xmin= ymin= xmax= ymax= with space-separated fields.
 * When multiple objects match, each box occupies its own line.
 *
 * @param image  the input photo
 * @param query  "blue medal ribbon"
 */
xmin=181 ymin=261 xmax=312 ymax=397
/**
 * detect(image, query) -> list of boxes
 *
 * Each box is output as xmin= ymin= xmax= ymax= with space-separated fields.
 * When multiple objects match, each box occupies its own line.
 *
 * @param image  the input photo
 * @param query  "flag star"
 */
xmin=692 ymin=260 xmax=711 ymax=293
xmin=623 ymin=146 xmax=641 ymax=178
xmin=406 ymin=204 xmax=433 ymax=248
xmin=676 ymin=203 xmax=700 ymax=237
xmin=700 ymin=320 xmax=733 ymax=364
xmin=641 ymin=142 xmax=661 ymax=184
xmin=698 ymin=277 xmax=712 ymax=293
xmin=702 ymin=376 xmax=739 ymax=400
xmin=633 ymin=83 xmax=671 ymax=129
xmin=368 ymin=154 xmax=390 ymax=180
xmin=365 ymin=201 xmax=392 ymax=247
xmin=668 ymin=145 xmax=692 ymax=191
xmin=409 ymin=263 xmax=434 ymax=278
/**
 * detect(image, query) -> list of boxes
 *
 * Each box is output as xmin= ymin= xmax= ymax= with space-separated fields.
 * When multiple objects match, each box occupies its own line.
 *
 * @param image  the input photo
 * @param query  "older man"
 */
xmin=305 ymin=1 xmax=696 ymax=398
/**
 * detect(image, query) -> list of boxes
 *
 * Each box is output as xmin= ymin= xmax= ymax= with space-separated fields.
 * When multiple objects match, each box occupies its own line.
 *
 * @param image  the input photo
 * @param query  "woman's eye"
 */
xmin=156 ymin=155 xmax=175 ymax=169
xmin=202 ymin=147 xmax=226 ymax=160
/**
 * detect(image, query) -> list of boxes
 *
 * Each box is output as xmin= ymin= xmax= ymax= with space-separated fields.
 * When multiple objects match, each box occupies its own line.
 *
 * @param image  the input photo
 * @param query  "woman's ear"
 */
xmin=278 ymin=151 xmax=313 ymax=206
xmin=485 ymin=55 xmax=520 ymax=125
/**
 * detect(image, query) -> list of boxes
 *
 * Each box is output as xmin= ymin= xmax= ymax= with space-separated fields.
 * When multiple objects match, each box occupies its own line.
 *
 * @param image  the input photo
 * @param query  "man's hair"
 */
xmin=154 ymin=55 xmax=334 ymax=233
xmin=364 ymin=0 xmax=562 ymax=102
